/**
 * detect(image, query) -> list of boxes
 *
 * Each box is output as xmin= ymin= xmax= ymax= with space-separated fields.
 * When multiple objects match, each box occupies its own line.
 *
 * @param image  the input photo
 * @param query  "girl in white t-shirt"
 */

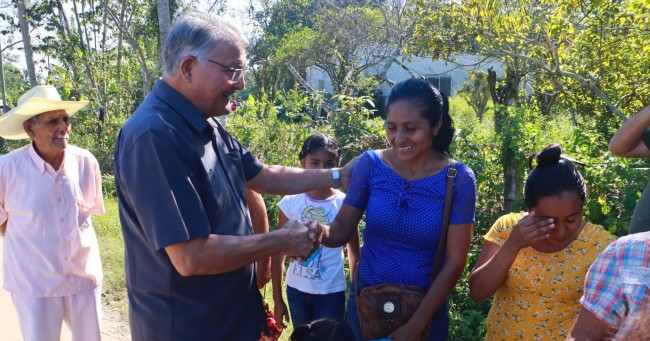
xmin=272 ymin=133 xmax=360 ymax=328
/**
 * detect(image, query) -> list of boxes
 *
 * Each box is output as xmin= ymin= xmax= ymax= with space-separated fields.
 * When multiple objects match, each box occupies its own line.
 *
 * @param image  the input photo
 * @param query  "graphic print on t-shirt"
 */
xmin=292 ymin=204 xmax=334 ymax=280
xmin=300 ymin=204 xmax=331 ymax=225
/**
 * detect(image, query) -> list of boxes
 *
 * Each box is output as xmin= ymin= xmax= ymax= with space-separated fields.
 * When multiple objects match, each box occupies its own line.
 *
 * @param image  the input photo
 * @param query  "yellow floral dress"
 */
xmin=483 ymin=212 xmax=615 ymax=341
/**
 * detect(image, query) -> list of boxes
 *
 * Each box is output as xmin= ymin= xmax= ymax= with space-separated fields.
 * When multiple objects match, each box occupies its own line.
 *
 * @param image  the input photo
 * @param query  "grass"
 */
xmin=94 ymin=197 xmax=128 ymax=318
xmin=260 ymin=284 xmax=295 ymax=340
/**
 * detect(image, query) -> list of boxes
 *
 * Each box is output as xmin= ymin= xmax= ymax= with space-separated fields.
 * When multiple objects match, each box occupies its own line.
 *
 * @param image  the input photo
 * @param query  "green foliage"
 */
xmin=564 ymin=120 xmax=645 ymax=235
xmin=226 ymin=88 xmax=386 ymax=227
xmin=249 ymin=0 xmax=403 ymax=97
xmin=102 ymin=174 xmax=118 ymax=199
xmin=457 ymin=70 xmax=491 ymax=122
xmin=69 ymin=107 xmax=127 ymax=174
xmin=227 ymin=89 xmax=334 ymax=228
xmin=0 ymin=63 xmax=30 ymax=109
xmin=328 ymin=94 xmax=387 ymax=163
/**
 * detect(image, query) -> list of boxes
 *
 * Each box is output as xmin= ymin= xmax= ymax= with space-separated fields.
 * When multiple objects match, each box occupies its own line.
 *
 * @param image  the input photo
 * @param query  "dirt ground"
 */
xmin=0 ymin=239 xmax=131 ymax=341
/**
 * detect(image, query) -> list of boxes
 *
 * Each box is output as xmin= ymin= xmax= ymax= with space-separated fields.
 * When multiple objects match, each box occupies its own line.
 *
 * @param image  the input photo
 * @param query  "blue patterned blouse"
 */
xmin=344 ymin=149 xmax=476 ymax=290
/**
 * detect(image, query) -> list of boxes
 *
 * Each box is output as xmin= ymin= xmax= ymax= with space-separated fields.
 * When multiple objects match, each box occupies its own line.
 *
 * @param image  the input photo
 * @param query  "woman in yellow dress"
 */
xmin=469 ymin=144 xmax=616 ymax=340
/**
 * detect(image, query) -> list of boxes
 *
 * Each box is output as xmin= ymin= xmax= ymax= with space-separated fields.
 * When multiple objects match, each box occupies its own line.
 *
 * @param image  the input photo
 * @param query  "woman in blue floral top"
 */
xmin=320 ymin=78 xmax=477 ymax=341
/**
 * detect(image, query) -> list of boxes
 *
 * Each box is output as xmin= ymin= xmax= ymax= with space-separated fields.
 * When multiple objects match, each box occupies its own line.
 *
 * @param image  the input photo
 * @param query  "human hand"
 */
xmin=305 ymin=220 xmax=323 ymax=247
xmin=281 ymin=219 xmax=321 ymax=261
xmin=256 ymin=257 xmax=272 ymax=289
xmin=388 ymin=320 xmax=428 ymax=341
xmin=504 ymin=212 xmax=554 ymax=251
xmin=273 ymin=297 xmax=290 ymax=328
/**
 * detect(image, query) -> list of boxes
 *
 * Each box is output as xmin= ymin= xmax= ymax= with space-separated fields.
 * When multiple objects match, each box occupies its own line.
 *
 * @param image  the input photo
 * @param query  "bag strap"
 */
xmin=431 ymin=159 xmax=456 ymax=282
xmin=355 ymin=160 xmax=457 ymax=295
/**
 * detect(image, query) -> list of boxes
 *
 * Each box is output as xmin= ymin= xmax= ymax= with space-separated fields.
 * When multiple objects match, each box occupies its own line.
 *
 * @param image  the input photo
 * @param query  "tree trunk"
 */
xmin=157 ymin=0 xmax=171 ymax=59
xmin=53 ymin=0 xmax=81 ymax=82
xmin=488 ymin=67 xmax=523 ymax=213
xmin=0 ymin=39 xmax=7 ymax=113
xmin=72 ymin=0 xmax=99 ymax=94
xmin=115 ymin=0 xmax=128 ymax=113
xmin=54 ymin=0 xmax=71 ymax=37
xmin=99 ymin=0 xmax=110 ymax=132
xmin=16 ymin=0 xmax=37 ymax=86
xmin=102 ymin=0 xmax=152 ymax=95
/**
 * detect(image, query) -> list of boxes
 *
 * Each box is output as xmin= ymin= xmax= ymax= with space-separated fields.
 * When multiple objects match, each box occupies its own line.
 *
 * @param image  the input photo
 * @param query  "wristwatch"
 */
xmin=331 ymin=168 xmax=341 ymax=189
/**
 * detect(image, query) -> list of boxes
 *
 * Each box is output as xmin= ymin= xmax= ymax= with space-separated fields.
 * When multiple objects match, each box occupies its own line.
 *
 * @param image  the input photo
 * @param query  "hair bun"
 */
xmin=536 ymin=144 xmax=562 ymax=167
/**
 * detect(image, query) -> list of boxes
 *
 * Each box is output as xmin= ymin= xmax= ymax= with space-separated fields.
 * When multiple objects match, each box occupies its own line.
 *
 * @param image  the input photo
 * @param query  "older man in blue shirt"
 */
xmin=114 ymin=12 xmax=353 ymax=340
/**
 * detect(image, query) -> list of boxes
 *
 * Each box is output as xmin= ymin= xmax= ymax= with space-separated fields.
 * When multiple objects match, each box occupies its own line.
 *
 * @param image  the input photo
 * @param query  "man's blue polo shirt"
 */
xmin=114 ymin=80 xmax=265 ymax=340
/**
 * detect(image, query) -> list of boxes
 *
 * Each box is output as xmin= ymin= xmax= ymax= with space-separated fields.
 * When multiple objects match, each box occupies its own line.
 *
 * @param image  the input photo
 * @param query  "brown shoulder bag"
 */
xmin=355 ymin=160 xmax=457 ymax=341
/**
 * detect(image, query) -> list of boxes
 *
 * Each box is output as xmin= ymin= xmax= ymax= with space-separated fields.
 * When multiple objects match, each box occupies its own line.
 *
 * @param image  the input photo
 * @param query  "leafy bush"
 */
xmin=226 ymin=89 xmax=387 ymax=228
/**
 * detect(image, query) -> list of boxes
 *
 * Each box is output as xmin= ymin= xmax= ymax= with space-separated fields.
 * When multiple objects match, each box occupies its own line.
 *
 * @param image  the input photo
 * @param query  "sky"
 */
xmin=0 ymin=0 xmax=261 ymax=77
xmin=217 ymin=0 xmax=260 ymax=39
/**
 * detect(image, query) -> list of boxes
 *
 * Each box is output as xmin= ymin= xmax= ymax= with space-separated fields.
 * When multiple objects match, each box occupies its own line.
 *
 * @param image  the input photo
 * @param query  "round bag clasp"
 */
xmin=383 ymin=301 xmax=395 ymax=313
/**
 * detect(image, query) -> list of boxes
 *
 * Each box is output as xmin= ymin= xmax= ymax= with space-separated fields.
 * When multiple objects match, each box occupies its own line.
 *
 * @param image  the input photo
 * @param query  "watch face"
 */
xmin=332 ymin=169 xmax=341 ymax=188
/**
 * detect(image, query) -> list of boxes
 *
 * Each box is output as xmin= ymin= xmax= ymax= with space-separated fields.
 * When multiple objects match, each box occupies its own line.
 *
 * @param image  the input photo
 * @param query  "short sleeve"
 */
xmin=277 ymin=195 xmax=294 ymax=220
xmin=580 ymin=242 xmax=621 ymax=327
xmin=343 ymin=151 xmax=373 ymax=210
xmin=215 ymin=120 xmax=262 ymax=181
xmin=449 ymin=163 xmax=476 ymax=224
xmin=90 ymin=155 xmax=105 ymax=216
xmin=116 ymin=131 xmax=211 ymax=251
xmin=484 ymin=214 xmax=518 ymax=246
xmin=0 ymin=174 xmax=6 ymax=226
xmin=642 ymin=127 xmax=650 ymax=150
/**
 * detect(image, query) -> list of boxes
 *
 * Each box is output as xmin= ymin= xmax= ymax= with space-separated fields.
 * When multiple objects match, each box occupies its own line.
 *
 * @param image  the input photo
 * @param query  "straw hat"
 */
xmin=0 ymin=85 xmax=89 ymax=140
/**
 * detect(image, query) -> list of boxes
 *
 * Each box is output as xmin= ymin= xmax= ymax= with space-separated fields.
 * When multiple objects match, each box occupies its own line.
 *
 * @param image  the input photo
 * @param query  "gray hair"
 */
xmin=163 ymin=12 xmax=248 ymax=75
xmin=27 ymin=115 xmax=41 ymax=124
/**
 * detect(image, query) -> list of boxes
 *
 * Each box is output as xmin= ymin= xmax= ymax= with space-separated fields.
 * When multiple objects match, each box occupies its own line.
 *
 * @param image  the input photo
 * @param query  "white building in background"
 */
xmin=306 ymin=54 xmax=504 ymax=98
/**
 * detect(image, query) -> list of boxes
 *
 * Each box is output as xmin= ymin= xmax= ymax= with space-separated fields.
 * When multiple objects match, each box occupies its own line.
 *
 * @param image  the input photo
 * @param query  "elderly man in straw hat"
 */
xmin=0 ymin=85 xmax=104 ymax=341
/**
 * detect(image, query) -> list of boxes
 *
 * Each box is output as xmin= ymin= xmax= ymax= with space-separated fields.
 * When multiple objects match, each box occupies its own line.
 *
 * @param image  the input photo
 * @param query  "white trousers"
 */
xmin=11 ymin=286 xmax=102 ymax=341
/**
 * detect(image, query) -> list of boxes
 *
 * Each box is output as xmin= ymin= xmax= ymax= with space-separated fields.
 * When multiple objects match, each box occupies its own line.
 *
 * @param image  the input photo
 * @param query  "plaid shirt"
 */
xmin=581 ymin=231 xmax=650 ymax=328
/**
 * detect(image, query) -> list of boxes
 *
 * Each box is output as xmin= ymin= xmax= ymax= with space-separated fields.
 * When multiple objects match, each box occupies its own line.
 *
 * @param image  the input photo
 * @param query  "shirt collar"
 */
xmin=28 ymin=142 xmax=68 ymax=174
xmin=153 ymin=79 xmax=212 ymax=137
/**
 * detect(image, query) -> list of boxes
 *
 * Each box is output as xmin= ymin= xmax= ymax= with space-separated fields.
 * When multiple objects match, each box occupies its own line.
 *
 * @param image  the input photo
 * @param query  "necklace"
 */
xmin=300 ymin=193 xmax=337 ymax=225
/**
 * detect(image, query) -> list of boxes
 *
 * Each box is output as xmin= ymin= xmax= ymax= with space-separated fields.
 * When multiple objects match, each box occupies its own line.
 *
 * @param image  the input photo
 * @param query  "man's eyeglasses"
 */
xmin=203 ymin=58 xmax=247 ymax=83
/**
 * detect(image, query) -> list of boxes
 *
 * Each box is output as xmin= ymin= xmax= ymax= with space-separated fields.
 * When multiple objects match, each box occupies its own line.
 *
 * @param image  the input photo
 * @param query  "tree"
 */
xmin=157 ymin=0 xmax=171 ymax=58
xmin=249 ymin=0 xmax=421 ymax=109
xmin=15 ymin=0 xmax=36 ymax=86
xmin=247 ymin=0 xmax=322 ymax=96
xmin=414 ymin=0 xmax=650 ymax=213
xmin=458 ymin=70 xmax=490 ymax=121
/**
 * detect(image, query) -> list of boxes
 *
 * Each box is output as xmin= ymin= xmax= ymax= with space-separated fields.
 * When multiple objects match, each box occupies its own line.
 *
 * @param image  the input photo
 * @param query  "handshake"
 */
xmin=279 ymin=219 xmax=326 ymax=261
